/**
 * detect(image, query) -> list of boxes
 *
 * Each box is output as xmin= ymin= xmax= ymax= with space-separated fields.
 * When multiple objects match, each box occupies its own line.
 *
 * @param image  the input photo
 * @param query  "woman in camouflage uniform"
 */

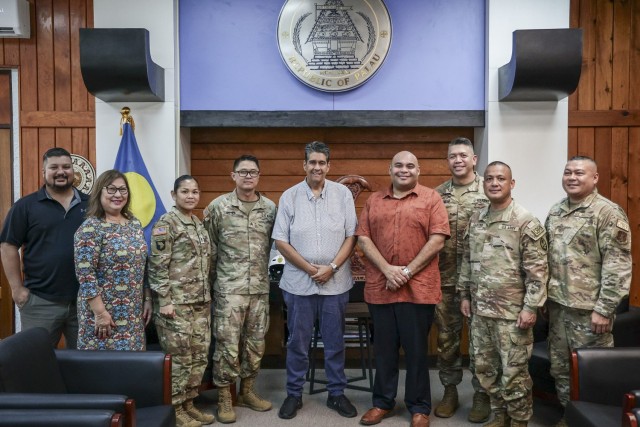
xmin=148 ymin=175 xmax=214 ymax=427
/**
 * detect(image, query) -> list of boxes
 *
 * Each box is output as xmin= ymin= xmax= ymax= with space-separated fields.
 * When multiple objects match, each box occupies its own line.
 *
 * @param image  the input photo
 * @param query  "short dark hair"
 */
xmin=449 ymin=137 xmax=474 ymax=153
xmin=86 ymin=170 xmax=133 ymax=220
xmin=173 ymin=175 xmax=199 ymax=193
xmin=485 ymin=160 xmax=512 ymax=174
xmin=304 ymin=141 xmax=330 ymax=162
xmin=569 ymin=155 xmax=597 ymax=166
xmin=43 ymin=147 xmax=71 ymax=164
xmin=233 ymin=155 xmax=260 ymax=171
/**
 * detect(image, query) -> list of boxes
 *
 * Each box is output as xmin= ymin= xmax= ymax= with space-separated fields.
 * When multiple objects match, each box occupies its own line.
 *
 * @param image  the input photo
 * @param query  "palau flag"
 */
xmin=114 ymin=121 xmax=166 ymax=248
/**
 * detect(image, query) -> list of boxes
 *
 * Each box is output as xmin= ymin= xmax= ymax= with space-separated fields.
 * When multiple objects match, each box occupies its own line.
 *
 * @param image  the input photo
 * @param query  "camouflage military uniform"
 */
xmin=459 ymin=200 xmax=548 ymax=422
xmin=545 ymin=190 xmax=631 ymax=406
xmin=203 ymin=190 xmax=276 ymax=387
xmin=435 ymin=173 xmax=489 ymax=391
xmin=148 ymin=207 xmax=212 ymax=406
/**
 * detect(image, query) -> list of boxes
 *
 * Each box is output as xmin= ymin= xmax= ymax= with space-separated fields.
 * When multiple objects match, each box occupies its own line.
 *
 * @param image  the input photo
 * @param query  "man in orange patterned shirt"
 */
xmin=356 ymin=151 xmax=450 ymax=427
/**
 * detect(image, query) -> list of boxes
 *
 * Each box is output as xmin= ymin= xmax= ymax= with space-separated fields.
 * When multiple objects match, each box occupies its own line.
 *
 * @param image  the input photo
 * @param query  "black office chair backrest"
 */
xmin=574 ymin=347 xmax=640 ymax=406
xmin=0 ymin=327 xmax=66 ymax=393
xmin=56 ymin=349 xmax=167 ymax=408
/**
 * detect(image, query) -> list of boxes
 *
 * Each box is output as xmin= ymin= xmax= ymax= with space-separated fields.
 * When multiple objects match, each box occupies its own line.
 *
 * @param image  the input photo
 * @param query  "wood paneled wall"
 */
xmin=0 ymin=0 xmax=94 ymax=337
xmin=0 ymin=0 xmax=96 ymax=197
xmin=192 ymin=127 xmax=473 ymax=215
xmin=568 ymin=0 xmax=640 ymax=305
xmin=0 ymin=72 xmax=13 ymax=338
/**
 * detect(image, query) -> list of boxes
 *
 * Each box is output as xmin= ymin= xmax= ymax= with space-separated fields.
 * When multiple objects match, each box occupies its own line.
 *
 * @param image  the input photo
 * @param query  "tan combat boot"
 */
xmin=184 ymin=399 xmax=215 ymax=424
xmin=434 ymin=385 xmax=459 ymax=418
xmin=175 ymin=405 xmax=202 ymax=427
xmin=217 ymin=386 xmax=236 ymax=424
xmin=511 ymin=420 xmax=528 ymax=427
xmin=483 ymin=410 xmax=511 ymax=427
xmin=468 ymin=391 xmax=491 ymax=423
xmin=237 ymin=376 xmax=272 ymax=412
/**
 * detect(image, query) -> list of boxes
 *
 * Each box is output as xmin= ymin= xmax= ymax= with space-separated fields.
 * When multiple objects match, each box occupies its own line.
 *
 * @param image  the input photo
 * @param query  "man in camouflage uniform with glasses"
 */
xmin=203 ymin=154 xmax=277 ymax=424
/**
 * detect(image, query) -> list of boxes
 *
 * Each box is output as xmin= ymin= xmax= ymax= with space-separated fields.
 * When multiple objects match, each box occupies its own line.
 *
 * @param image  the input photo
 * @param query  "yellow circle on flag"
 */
xmin=124 ymin=172 xmax=156 ymax=227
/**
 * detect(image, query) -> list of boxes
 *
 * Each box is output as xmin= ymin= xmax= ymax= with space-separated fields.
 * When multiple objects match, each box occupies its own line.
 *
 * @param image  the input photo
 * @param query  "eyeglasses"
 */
xmin=234 ymin=170 xmax=260 ymax=178
xmin=103 ymin=185 xmax=129 ymax=195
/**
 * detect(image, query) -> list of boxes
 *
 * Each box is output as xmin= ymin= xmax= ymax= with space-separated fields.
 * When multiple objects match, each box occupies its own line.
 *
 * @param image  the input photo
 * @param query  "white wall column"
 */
xmin=479 ymin=0 xmax=570 ymax=220
xmin=93 ymin=0 xmax=179 ymax=209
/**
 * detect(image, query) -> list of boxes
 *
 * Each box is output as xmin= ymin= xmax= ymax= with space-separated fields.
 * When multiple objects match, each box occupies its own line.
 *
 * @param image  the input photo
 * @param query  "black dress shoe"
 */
xmin=327 ymin=394 xmax=357 ymax=418
xmin=278 ymin=395 xmax=303 ymax=419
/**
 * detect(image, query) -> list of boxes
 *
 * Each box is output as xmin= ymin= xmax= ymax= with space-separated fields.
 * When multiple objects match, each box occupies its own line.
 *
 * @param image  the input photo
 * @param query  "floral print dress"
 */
xmin=74 ymin=216 xmax=148 ymax=350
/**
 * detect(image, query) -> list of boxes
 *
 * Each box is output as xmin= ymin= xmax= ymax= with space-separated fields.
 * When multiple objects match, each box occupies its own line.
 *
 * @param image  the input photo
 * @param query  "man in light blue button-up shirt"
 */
xmin=272 ymin=141 xmax=358 ymax=420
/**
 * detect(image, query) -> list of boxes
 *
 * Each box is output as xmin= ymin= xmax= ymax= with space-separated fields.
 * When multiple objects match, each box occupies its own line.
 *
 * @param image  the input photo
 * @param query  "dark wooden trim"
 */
xmin=124 ymin=399 xmax=135 ymax=427
xmin=20 ymin=111 xmax=95 ymax=127
xmin=569 ymin=351 xmax=579 ymax=401
xmin=624 ymin=393 xmax=637 ymax=414
xmin=569 ymin=110 xmax=640 ymax=127
xmin=110 ymin=413 xmax=123 ymax=427
xmin=180 ymin=110 xmax=485 ymax=128
xmin=163 ymin=354 xmax=172 ymax=405
xmin=623 ymin=413 xmax=638 ymax=427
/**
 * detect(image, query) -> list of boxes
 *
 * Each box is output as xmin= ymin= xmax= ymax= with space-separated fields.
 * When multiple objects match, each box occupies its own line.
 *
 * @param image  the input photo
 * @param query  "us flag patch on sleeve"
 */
xmin=153 ymin=226 xmax=167 ymax=236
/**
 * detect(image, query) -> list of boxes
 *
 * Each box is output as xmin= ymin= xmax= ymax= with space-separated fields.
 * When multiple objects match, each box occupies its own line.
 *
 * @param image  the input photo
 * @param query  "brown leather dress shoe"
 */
xmin=360 ymin=407 xmax=392 ymax=425
xmin=410 ymin=413 xmax=430 ymax=427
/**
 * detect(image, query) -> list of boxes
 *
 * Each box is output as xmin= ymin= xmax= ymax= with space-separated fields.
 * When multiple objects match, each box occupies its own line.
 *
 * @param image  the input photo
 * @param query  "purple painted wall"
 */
xmin=179 ymin=0 xmax=485 ymax=111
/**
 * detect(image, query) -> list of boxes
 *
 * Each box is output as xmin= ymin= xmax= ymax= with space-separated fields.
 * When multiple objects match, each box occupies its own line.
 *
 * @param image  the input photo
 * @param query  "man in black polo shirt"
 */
xmin=0 ymin=147 xmax=89 ymax=348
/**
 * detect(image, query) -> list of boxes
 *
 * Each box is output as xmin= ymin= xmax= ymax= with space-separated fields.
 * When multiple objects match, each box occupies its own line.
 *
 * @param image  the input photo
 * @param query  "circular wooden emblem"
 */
xmin=71 ymin=154 xmax=96 ymax=193
xmin=277 ymin=0 xmax=392 ymax=92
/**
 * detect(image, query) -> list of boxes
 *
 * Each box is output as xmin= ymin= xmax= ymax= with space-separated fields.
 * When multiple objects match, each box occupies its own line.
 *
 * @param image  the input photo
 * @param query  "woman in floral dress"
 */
xmin=74 ymin=169 xmax=152 ymax=350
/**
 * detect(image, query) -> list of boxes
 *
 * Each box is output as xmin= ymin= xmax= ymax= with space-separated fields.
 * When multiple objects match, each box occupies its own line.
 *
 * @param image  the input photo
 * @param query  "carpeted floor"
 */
xmin=195 ymin=369 xmax=563 ymax=426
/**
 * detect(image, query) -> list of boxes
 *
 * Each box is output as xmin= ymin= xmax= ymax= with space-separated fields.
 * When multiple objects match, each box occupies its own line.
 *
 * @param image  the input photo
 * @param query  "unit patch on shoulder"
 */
xmin=153 ymin=227 xmax=167 ymax=236
xmin=616 ymin=220 xmax=630 ymax=232
xmin=527 ymin=224 xmax=546 ymax=240
xmin=539 ymin=238 xmax=548 ymax=252
xmin=156 ymin=240 xmax=166 ymax=251
xmin=616 ymin=230 xmax=629 ymax=245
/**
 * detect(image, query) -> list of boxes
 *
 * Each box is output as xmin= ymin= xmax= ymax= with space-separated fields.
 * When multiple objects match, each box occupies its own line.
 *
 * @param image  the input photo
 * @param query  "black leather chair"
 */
xmin=529 ymin=297 xmax=640 ymax=400
xmin=565 ymin=347 xmax=640 ymax=427
xmin=0 ymin=409 xmax=123 ymax=426
xmin=0 ymin=327 xmax=175 ymax=427
xmin=56 ymin=349 xmax=174 ymax=427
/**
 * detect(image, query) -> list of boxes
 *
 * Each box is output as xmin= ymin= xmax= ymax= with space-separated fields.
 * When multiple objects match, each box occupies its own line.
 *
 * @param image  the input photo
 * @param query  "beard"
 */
xmin=45 ymin=174 xmax=73 ymax=192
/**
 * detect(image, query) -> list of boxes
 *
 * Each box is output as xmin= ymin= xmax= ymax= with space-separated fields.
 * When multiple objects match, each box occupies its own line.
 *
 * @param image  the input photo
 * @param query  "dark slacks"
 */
xmin=283 ymin=290 xmax=349 ymax=397
xmin=368 ymin=302 xmax=435 ymax=415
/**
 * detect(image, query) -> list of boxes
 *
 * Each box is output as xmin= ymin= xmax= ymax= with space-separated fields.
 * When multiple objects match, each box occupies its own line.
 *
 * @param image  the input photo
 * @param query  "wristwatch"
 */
xmin=402 ymin=267 xmax=412 ymax=278
xmin=330 ymin=262 xmax=339 ymax=272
